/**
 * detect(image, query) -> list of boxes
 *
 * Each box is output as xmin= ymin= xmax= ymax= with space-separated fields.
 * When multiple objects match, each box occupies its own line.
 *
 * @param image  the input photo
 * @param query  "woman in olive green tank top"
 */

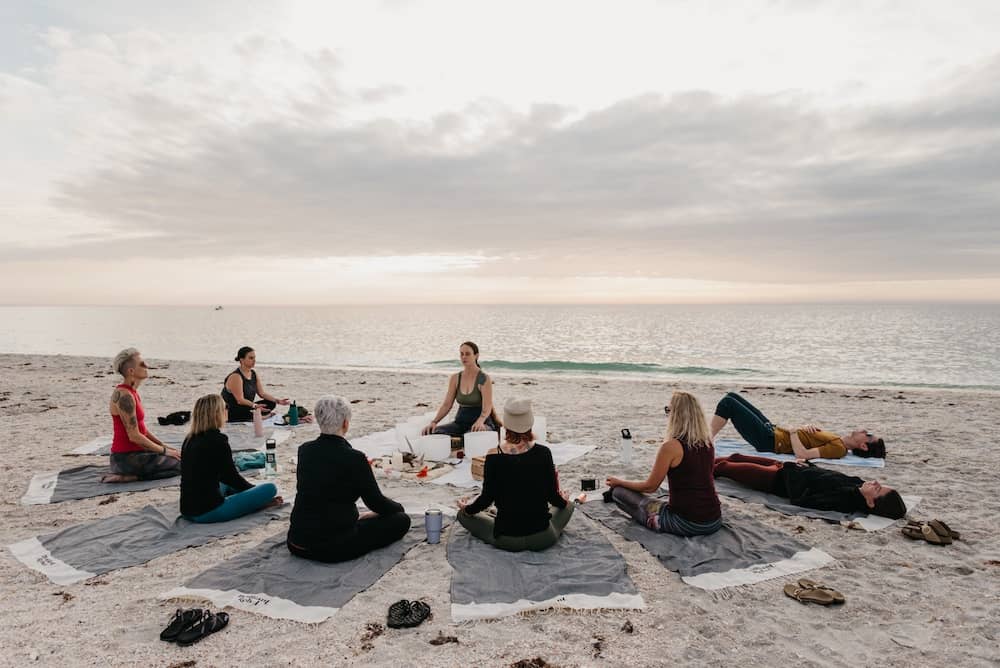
xmin=422 ymin=341 xmax=500 ymax=437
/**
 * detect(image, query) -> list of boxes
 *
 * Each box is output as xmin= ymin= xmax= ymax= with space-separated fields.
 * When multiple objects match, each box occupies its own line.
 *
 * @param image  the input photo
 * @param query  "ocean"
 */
xmin=1 ymin=304 xmax=997 ymax=390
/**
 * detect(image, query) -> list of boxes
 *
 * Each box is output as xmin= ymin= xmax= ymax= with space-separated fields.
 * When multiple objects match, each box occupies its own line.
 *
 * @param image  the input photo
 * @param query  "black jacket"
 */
xmin=288 ymin=434 xmax=404 ymax=546
xmin=773 ymin=462 xmax=868 ymax=514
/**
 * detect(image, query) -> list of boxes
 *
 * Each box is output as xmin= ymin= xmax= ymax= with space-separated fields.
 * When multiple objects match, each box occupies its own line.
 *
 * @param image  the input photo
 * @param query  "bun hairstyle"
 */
xmin=235 ymin=346 xmax=254 ymax=362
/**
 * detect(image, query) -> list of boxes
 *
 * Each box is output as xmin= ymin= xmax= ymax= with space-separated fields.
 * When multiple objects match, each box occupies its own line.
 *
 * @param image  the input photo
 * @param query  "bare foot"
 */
xmin=264 ymin=496 xmax=284 ymax=509
xmin=100 ymin=474 xmax=138 ymax=484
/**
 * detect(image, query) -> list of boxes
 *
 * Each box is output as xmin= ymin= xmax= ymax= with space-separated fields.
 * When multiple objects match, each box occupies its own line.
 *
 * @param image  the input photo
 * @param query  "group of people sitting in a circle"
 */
xmin=103 ymin=341 xmax=904 ymax=565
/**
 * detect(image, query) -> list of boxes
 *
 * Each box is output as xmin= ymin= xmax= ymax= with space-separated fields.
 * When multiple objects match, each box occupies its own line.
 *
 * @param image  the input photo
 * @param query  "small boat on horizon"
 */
xmin=214 ymin=305 xmax=224 ymax=311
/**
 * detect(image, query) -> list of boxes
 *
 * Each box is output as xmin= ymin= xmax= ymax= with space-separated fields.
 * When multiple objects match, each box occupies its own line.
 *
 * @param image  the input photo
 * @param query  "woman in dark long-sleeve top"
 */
xmin=287 ymin=395 xmax=411 ymax=563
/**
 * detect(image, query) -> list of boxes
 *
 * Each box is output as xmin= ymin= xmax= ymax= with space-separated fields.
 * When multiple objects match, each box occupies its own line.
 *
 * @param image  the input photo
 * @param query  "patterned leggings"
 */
xmin=611 ymin=487 xmax=721 ymax=537
xmin=109 ymin=452 xmax=181 ymax=480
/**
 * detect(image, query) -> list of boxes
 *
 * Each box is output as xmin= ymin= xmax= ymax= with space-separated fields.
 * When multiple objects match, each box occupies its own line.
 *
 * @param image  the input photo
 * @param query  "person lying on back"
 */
xmin=710 ymin=391 xmax=886 ymax=460
xmin=714 ymin=453 xmax=906 ymax=518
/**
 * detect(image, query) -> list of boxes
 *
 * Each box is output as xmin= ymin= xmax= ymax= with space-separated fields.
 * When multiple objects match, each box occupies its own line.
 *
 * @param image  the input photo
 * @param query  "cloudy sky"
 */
xmin=2 ymin=0 xmax=999 ymax=304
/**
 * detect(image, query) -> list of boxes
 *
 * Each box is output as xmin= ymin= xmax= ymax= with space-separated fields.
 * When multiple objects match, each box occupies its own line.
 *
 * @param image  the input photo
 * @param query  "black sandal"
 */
xmin=387 ymin=600 xmax=431 ymax=629
xmin=159 ymin=608 xmax=204 ymax=642
xmin=176 ymin=611 xmax=230 ymax=647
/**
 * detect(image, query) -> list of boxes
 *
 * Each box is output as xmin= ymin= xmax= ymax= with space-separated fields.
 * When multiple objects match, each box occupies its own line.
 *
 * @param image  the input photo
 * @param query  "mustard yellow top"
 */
xmin=773 ymin=427 xmax=847 ymax=459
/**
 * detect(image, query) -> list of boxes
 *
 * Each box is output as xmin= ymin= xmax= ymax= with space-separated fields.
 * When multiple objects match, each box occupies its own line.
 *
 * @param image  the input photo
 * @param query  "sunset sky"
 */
xmin=2 ymin=1 xmax=999 ymax=304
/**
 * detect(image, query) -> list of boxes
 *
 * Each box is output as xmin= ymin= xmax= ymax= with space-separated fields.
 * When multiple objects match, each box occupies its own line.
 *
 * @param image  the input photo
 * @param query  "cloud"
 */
xmin=4 ymin=23 xmax=1000 ymax=289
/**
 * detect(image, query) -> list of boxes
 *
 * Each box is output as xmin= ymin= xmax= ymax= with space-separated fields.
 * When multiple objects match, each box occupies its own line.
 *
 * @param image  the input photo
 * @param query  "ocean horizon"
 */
xmin=1 ymin=303 xmax=998 ymax=391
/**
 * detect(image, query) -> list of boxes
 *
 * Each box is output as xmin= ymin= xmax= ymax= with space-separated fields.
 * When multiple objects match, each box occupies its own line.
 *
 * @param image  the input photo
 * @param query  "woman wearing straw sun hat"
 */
xmin=456 ymin=398 xmax=584 ymax=551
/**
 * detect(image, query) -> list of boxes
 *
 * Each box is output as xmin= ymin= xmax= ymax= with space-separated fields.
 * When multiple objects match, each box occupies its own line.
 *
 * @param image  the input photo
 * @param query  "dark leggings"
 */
xmin=433 ymin=406 xmax=498 ymax=436
xmin=714 ymin=392 xmax=776 ymax=452
xmin=227 ymin=398 xmax=277 ymax=423
xmin=713 ymin=453 xmax=782 ymax=492
xmin=108 ymin=452 xmax=181 ymax=480
xmin=287 ymin=512 xmax=411 ymax=563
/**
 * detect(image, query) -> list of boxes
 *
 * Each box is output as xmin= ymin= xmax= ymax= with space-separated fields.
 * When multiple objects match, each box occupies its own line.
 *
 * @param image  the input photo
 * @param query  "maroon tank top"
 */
xmin=667 ymin=439 xmax=721 ymax=523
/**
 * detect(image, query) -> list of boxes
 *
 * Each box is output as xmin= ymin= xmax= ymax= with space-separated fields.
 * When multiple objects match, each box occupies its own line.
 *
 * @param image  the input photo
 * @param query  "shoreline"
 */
xmin=2 ymin=352 xmax=998 ymax=666
xmin=8 ymin=351 xmax=998 ymax=396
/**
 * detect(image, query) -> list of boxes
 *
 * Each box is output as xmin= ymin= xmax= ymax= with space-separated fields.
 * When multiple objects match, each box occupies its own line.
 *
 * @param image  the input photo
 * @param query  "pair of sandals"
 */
xmin=159 ymin=608 xmax=230 ymax=647
xmin=387 ymin=599 xmax=431 ymax=629
xmin=901 ymin=519 xmax=960 ymax=545
xmin=783 ymin=578 xmax=845 ymax=606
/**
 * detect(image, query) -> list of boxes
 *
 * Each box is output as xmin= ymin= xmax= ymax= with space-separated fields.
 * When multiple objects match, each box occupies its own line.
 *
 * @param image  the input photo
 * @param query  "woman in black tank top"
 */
xmin=222 ymin=346 xmax=289 ymax=422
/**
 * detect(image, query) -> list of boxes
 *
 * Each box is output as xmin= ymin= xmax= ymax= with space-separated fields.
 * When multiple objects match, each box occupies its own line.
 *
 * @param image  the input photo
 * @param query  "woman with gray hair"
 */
xmin=102 ymin=348 xmax=181 ymax=484
xmin=287 ymin=395 xmax=411 ymax=563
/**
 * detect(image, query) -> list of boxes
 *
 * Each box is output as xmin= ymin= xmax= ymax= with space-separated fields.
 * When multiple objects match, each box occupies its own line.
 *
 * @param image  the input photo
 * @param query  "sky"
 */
xmin=1 ymin=0 xmax=999 ymax=305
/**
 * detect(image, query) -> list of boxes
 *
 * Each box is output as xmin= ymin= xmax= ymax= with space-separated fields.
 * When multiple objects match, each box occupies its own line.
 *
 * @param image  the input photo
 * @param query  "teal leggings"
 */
xmin=188 ymin=483 xmax=278 ymax=523
xmin=458 ymin=504 xmax=575 ymax=552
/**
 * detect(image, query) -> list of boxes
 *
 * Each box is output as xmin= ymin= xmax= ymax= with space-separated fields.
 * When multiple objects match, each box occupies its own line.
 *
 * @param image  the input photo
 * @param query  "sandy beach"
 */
xmin=2 ymin=352 xmax=999 ymax=667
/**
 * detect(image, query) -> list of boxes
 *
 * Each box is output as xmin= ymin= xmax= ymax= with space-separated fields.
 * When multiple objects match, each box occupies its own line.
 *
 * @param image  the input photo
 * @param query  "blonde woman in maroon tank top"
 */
xmin=605 ymin=391 xmax=722 ymax=536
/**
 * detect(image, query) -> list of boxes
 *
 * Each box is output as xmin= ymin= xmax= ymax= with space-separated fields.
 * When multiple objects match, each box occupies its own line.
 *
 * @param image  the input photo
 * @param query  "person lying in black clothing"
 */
xmin=713 ymin=453 xmax=906 ymax=518
xmin=287 ymin=395 xmax=410 ymax=563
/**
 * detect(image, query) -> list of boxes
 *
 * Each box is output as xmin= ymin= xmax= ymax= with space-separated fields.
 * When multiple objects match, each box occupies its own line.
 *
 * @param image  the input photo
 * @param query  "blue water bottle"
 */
xmin=288 ymin=400 xmax=299 ymax=426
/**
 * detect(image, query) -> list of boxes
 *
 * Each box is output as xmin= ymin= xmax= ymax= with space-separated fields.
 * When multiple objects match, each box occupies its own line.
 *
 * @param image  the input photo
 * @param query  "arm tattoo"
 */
xmin=116 ymin=392 xmax=136 ymax=417
xmin=111 ymin=389 xmax=122 ymax=403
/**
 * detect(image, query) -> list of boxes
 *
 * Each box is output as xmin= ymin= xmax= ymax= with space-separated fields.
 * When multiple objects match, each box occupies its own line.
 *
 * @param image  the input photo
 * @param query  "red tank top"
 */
xmin=667 ymin=439 xmax=721 ymax=523
xmin=111 ymin=384 xmax=148 ymax=454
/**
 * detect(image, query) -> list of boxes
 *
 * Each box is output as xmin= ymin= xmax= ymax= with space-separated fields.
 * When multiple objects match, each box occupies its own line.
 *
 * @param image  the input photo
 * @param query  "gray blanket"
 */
xmin=448 ymin=514 xmax=644 ymax=621
xmin=68 ymin=425 xmax=284 ymax=456
xmin=161 ymin=515 xmax=445 ymax=623
xmin=580 ymin=499 xmax=834 ymax=590
xmin=21 ymin=465 xmax=259 ymax=505
xmin=8 ymin=503 xmax=287 ymax=585
xmin=713 ymin=478 xmax=919 ymax=532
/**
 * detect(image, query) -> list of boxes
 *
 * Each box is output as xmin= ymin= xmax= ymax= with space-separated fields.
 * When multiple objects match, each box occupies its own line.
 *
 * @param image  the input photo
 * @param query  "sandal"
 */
xmin=387 ymin=599 xmax=432 ymax=629
xmin=176 ymin=611 xmax=230 ymax=647
xmin=783 ymin=583 xmax=836 ymax=606
xmin=921 ymin=523 xmax=951 ymax=545
xmin=796 ymin=578 xmax=845 ymax=605
xmin=159 ymin=608 xmax=204 ymax=642
xmin=901 ymin=525 xmax=924 ymax=540
xmin=929 ymin=519 xmax=960 ymax=541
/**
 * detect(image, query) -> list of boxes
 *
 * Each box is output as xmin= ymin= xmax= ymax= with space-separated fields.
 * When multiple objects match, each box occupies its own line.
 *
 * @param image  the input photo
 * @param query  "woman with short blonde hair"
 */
xmin=180 ymin=394 xmax=280 ymax=523
xmin=102 ymin=348 xmax=181 ymax=484
xmin=605 ymin=391 xmax=722 ymax=536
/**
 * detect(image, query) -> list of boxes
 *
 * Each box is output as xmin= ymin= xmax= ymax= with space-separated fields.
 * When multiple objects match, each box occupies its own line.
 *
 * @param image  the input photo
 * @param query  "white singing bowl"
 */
xmin=414 ymin=434 xmax=451 ymax=461
xmin=464 ymin=430 xmax=499 ymax=458
xmin=532 ymin=416 xmax=548 ymax=441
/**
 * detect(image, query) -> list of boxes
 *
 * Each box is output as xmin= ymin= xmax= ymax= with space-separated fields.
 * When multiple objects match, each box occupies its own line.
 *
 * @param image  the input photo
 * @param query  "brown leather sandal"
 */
xmin=784 ymin=583 xmax=836 ymax=605
xmin=797 ymin=578 xmax=845 ymax=604
xmin=928 ymin=519 xmax=960 ymax=541
xmin=921 ymin=523 xmax=951 ymax=545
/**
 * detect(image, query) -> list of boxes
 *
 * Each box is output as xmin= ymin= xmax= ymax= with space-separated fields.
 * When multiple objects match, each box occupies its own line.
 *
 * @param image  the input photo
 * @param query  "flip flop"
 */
xmin=796 ymin=578 xmax=846 ymax=605
xmin=176 ymin=611 xmax=230 ymax=647
xmin=159 ymin=608 xmax=204 ymax=642
xmin=387 ymin=599 xmax=432 ymax=629
xmin=921 ymin=523 xmax=950 ymax=545
xmin=901 ymin=525 xmax=924 ymax=540
xmin=929 ymin=519 xmax=960 ymax=541
xmin=783 ymin=583 xmax=835 ymax=606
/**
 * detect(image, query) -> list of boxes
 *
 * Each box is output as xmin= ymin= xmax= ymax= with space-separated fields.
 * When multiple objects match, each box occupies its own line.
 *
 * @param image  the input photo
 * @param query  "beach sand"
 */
xmin=2 ymin=352 xmax=998 ymax=667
